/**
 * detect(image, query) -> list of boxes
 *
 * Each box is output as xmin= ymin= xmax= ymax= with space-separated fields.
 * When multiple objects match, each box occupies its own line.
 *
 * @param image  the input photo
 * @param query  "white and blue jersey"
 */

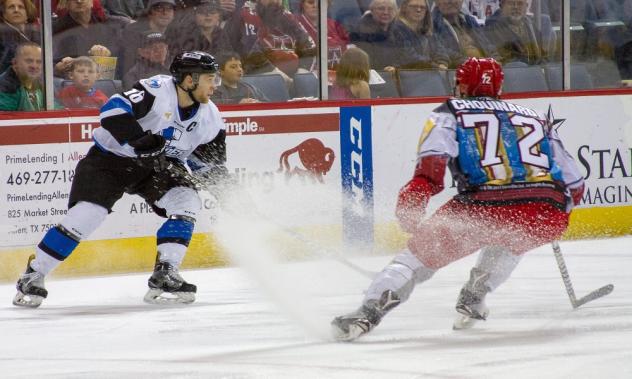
xmin=95 ymin=75 xmax=226 ymax=169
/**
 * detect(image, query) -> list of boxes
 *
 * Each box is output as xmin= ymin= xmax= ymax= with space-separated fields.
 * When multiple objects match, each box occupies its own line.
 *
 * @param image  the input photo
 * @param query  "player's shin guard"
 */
xmin=332 ymin=251 xmax=435 ymax=341
xmin=144 ymin=215 xmax=197 ymax=304
xmin=454 ymin=247 xmax=522 ymax=330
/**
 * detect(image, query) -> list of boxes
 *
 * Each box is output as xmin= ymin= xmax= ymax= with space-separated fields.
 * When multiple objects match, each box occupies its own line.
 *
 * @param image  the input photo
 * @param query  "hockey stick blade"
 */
xmin=572 ymin=284 xmax=614 ymax=309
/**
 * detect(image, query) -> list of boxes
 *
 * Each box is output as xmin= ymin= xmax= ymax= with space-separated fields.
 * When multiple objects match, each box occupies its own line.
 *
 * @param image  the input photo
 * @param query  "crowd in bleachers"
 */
xmin=1 ymin=0 xmax=632 ymax=111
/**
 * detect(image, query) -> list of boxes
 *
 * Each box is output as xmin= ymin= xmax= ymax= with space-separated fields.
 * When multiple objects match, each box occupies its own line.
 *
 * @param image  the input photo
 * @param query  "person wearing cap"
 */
xmin=100 ymin=0 xmax=145 ymax=20
xmin=123 ymin=30 xmax=170 ymax=88
xmin=118 ymin=0 xmax=176 ymax=78
xmin=53 ymin=0 xmax=129 ymax=77
xmin=167 ymin=0 xmax=224 ymax=58
xmin=221 ymin=0 xmax=316 ymax=84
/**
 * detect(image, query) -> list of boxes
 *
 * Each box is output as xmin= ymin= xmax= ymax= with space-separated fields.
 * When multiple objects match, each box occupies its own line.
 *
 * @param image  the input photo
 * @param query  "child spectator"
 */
xmin=330 ymin=47 xmax=370 ymax=99
xmin=57 ymin=56 xmax=109 ymax=109
xmin=211 ymin=51 xmax=269 ymax=104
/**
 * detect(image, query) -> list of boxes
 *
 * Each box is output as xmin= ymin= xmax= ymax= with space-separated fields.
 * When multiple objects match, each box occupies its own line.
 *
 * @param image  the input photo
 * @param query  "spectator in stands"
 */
xmin=388 ymin=0 xmax=450 ymax=70
xmin=615 ymin=0 xmax=632 ymax=79
xmin=485 ymin=0 xmax=555 ymax=65
xmin=296 ymin=0 xmax=350 ymax=69
xmin=53 ymin=0 xmax=129 ymax=78
xmin=431 ymin=0 xmax=500 ymax=67
xmin=118 ymin=0 xmax=176 ymax=78
xmin=171 ymin=0 xmax=245 ymax=24
xmin=462 ymin=0 xmax=500 ymax=25
xmin=211 ymin=51 xmax=269 ymax=103
xmin=222 ymin=0 xmax=317 ymax=85
xmin=52 ymin=0 xmax=108 ymax=18
xmin=217 ymin=0 xmax=245 ymax=20
xmin=123 ymin=30 xmax=170 ymax=87
xmin=0 ymin=0 xmax=40 ymax=73
xmin=0 ymin=42 xmax=45 ymax=111
xmin=168 ymin=0 xmax=224 ymax=59
xmin=539 ymin=0 xmax=597 ymax=24
xmin=100 ymin=0 xmax=145 ymax=19
xmin=585 ymin=0 xmax=628 ymax=60
xmin=57 ymin=56 xmax=109 ymax=109
xmin=349 ymin=0 xmax=399 ymax=70
xmin=330 ymin=46 xmax=370 ymax=99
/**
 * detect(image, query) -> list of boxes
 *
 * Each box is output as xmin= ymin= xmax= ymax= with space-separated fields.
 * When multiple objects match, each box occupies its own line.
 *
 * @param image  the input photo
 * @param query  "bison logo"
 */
xmin=278 ymin=138 xmax=335 ymax=183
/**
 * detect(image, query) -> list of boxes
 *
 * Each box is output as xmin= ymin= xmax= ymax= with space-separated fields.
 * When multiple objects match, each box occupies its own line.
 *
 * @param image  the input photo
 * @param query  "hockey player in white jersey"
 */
xmin=13 ymin=51 xmax=228 ymax=307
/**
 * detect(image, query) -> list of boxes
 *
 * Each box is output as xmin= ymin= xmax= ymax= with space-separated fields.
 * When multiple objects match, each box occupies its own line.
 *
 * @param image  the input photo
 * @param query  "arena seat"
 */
xmin=544 ymin=63 xmax=594 ymax=90
xmin=502 ymin=65 xmax=549 ymax=93
xmin=370 ymin=70 xmax=400 ymax=98
xmin=398 ymin=69 xmax=450 ymax=97
xmin=292 ymin=72 xmax=319 ymax=98
xmin=241 ymin=74 xmax=290 ymax=102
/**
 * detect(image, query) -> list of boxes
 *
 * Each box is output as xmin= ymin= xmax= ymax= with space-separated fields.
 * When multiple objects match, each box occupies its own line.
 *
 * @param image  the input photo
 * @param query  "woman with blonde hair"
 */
xmin=387 ymin=0 xmax=449 ymax=70
xmin=0 ymin=0 xmax=39 ymax=72
xmin=330 ymin=47 xmax=370 ymax=99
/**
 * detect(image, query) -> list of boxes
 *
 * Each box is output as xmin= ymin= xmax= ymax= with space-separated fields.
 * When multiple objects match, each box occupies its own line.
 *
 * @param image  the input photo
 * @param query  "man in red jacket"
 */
xmin=331 ymin=57 xmax=585 ymax=341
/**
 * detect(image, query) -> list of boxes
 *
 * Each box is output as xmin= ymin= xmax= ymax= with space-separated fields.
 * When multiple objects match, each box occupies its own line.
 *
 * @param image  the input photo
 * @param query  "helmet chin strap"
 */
xmin=177 ymin=73 xmax=200 ymax=105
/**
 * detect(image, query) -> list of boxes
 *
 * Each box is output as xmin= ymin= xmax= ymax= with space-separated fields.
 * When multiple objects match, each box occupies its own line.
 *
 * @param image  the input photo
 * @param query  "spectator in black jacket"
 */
xmin=123 ymin=30 xmax=170 ymax=88
xmin=485 ymin=0 xmax=556 ymax=65
xmin=0 ymin=0 xmax=40 ymax=73
xmin=388 ymin=0 xmax=450 ymax=70
xmin=53 ymin=0 xmax=129 ymax=78
xmin=118 ymin=0 xmax=176 ymax=78
xmin=431 ymin=0 xmax=500 ymax=67
xmin=349 ymin=0 xmax=399 ymax=70
xmin=167 ymin=0 xmax=224 ymax=59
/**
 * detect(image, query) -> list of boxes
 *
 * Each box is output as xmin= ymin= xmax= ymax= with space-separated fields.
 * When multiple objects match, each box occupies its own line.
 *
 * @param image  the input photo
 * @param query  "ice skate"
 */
xmin=453 ymin=268 xmax=490 ymax=330
xmin=143 ymin=261 xmax=197 ymax=304
xmin=331 ymin=290 xmax=400 ymax=342
xmin=13 ymin=255 xmax=48 ymax=308
xmin=453 ymin=289 xmax=489 ymax=330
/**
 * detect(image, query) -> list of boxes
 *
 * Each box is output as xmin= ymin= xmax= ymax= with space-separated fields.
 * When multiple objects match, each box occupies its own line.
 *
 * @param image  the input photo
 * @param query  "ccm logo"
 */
xmin=349 ymin=116 xmax=364 ymax=212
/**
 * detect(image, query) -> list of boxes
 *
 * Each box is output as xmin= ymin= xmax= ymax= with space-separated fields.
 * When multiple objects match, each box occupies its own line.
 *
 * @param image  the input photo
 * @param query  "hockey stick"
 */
xmin=199 ymin=182 xmax=376 ymax=279
xmin=249 ymin=210 xmax=377 ymax=279
xmin=552 ymin=241 xmax=614 ymax=308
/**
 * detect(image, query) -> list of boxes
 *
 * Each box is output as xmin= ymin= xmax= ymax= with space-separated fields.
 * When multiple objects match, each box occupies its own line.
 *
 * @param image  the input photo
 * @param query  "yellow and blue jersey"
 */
xmin=416 ymin=97 xmax=584 ymax=208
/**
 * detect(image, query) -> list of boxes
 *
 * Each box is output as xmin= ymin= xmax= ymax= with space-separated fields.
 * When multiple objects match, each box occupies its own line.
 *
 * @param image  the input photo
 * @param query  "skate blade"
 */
xmin=143 ymin=288 xmax=195 ymax=304
xmin=331 ymin=322 xmax=366 ymax=342
xmin=12 ymin=291 xmax=44 ymax=308
xmin=453 ymin=314 xmax=478 ymax=330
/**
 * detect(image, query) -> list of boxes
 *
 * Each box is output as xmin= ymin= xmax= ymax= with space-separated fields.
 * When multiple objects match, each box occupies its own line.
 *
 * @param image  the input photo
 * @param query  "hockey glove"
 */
xmin=396 ymin=177 xmax=432 ymax=233
xmin=129 ymin=133 xmax=171 ymax=172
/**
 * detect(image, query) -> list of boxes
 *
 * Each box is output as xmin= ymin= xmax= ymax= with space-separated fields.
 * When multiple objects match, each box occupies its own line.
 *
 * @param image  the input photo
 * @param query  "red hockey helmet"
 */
xmin=455 ymin=57 xmax=504 ymax=97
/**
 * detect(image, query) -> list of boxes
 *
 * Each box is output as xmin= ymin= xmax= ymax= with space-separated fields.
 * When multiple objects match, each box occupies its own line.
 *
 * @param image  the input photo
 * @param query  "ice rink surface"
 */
xmin=1 ymin=236 xmax=630 ymax=379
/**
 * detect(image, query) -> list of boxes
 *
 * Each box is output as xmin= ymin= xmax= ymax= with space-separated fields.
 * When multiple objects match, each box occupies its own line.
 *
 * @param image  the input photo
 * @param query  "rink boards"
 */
xmin=0 ymin=94 xmax=630 ymax=280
